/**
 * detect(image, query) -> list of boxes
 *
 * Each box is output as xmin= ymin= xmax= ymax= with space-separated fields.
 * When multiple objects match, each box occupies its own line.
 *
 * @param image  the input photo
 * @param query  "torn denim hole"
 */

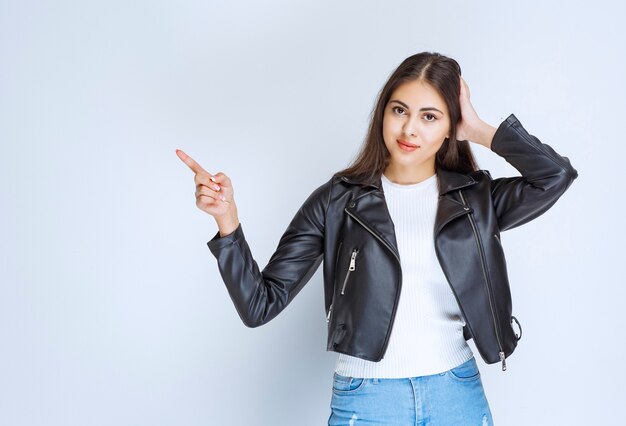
xmin=349 ymin=413 xmax=358 ymax=425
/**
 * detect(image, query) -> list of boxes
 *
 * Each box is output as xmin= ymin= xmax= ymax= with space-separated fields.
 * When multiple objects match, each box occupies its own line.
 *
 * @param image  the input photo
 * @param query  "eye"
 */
xmin=424 ymin=113 xmax=437 ymax=122
xmin=391 ymin=106 xmax=406 ymax=115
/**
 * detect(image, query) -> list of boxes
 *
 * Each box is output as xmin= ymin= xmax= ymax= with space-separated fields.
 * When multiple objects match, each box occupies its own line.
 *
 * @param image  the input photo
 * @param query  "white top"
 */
xmin=334 ymin=172 xmax=474 ymax=378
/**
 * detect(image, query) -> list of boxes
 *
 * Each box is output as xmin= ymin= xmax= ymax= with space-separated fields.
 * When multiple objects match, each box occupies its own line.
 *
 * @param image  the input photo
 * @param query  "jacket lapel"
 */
xmin=343 ymin=183 xmax=400 ymax=260
xmin=340 ymin=168 xmax=479 ymax=255
xmin=434 ymin=168 xmax=478 ymax=237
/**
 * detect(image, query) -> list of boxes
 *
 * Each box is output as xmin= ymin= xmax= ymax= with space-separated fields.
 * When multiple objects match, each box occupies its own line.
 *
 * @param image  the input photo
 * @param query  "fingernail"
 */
xmin=210 ymin=176 xmax=216 ymax=182
xmin=214 ymin=185 xmax=220 ymax=190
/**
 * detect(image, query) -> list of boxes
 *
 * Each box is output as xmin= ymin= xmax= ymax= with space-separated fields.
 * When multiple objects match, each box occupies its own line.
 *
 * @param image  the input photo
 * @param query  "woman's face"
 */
xmin=382 ymin=79 xmax=451 ymax=180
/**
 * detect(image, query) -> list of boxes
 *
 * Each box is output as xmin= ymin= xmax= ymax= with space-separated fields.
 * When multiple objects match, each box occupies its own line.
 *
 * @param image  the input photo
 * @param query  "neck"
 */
xmin=383 ymin=163 xmax=436 ymax=185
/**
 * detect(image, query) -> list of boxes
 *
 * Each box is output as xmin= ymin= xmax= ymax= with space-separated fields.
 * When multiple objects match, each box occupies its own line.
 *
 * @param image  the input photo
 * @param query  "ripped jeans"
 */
xmin=327 ymin=356 xmax=494 ymax=425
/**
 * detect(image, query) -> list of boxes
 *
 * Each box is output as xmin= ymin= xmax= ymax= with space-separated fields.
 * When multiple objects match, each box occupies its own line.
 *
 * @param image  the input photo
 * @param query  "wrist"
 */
xmin=470 ymin=120 xmax=497 ymax=149
xmin=215 ymin=208 xmax=240 ymax=237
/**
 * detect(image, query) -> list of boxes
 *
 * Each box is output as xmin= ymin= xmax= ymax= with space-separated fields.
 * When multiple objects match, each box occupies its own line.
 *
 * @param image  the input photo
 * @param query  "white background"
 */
xmin=1 ymin=0 xmax=623 ymax=424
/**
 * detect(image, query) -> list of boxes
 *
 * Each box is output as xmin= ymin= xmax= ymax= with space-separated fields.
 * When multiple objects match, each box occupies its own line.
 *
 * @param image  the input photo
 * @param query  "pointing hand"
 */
xmin=176 ymin=149 xmax=236 ymax=219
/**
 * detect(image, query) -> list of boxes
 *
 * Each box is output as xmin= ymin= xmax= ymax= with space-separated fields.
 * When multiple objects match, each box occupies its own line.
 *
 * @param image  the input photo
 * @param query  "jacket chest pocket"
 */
xmin=327 ymin=245 xmax=359 ymax=324
xmin=340 ymin=248 xmax=359 ymax=295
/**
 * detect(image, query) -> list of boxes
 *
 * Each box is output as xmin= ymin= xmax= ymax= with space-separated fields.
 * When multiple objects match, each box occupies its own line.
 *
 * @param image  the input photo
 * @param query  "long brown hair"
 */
xmin=334 ymin=52 xmax=479 ymax=187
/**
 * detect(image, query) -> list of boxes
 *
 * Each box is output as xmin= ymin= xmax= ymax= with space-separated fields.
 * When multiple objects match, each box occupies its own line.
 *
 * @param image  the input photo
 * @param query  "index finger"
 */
xmin=176 ymin=149 xmax=208 ymax=175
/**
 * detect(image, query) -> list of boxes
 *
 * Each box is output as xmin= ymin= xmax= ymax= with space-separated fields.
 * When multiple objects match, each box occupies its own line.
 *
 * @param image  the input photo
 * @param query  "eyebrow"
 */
xmin=389 ymin=100 xmax=444 ymax=115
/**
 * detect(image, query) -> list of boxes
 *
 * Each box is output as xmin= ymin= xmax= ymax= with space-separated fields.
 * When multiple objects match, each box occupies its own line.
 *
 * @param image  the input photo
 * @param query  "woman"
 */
xmin=176 ymin=52 xmax=578 ymax=425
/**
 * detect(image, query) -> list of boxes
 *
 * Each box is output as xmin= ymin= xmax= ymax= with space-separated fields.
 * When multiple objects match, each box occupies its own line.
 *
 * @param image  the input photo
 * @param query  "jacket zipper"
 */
xmin=344 ymin=208 xmax=402 ymax=359
xmin=459 ymin=190 xmax=507 ymax=371
xmin=340 ymin=249 xmax=359 ymax=295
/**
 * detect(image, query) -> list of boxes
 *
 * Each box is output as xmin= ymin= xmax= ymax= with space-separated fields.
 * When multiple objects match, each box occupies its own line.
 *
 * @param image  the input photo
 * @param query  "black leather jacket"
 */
xmin=207 ymin=113 xmax=578 ymax=371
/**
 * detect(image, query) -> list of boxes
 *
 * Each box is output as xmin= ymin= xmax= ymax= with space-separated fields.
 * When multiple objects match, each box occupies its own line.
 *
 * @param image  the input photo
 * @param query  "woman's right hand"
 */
xmin=176 ymin=149 xmax=239 ymax=235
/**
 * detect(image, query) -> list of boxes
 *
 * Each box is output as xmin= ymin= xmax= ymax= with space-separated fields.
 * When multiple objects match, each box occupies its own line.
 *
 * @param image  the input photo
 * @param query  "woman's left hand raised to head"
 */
xmin=455 ymin=76 xmax=497 ymax=149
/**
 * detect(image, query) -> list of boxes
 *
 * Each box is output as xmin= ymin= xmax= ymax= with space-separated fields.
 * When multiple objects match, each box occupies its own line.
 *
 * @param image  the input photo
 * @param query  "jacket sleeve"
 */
xmin=206 ymin=177 xmax=332 ymax=328
xmin=487 ymin=113 xmax=578 ymax=232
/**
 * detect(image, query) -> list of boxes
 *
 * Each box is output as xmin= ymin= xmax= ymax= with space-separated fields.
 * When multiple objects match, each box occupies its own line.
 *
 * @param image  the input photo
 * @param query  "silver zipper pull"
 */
xmin=499 ymin=351 xmax=506 ymax=371
xmin=326 ymin=303 xmax=333 ymax=323
xmin=341 ymin=250 xmax=359 ymax=295
xmin=349 ymin=250 xmax=357 ymax=271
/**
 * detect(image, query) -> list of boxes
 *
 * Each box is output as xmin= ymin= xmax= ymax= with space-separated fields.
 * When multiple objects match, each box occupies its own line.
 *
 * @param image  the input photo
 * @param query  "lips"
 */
xmin=397 ymin=139 xmax=419 ymax=148
xmin=397 ymin=139 xmax=419 ymax=152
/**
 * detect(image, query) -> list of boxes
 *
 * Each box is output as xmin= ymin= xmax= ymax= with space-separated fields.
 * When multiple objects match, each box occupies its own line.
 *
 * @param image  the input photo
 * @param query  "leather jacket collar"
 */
xmin=338 ymin=167 xmax=478 ymax=195
xmin=337 ymin=168 xmax=482 ymax=277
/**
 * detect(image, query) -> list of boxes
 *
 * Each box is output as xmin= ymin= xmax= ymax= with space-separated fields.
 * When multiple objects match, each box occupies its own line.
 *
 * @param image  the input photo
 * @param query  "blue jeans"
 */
xmin=328 ymin=356 xmax=494 ymax=425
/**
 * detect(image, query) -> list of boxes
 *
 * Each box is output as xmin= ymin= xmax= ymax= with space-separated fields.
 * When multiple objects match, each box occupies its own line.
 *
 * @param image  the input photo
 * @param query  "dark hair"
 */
xmin=334 ymin=52 xmax=479 ymax=187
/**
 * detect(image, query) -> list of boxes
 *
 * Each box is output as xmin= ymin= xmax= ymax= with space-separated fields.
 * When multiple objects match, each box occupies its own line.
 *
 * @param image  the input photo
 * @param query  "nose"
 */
xmin=403 ymin=116 xmax=419 ymax=137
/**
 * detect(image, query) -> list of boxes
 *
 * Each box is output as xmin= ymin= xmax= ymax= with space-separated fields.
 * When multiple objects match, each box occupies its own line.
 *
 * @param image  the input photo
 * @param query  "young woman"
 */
xmin=176 ymin=52 xmax=578 ymax=425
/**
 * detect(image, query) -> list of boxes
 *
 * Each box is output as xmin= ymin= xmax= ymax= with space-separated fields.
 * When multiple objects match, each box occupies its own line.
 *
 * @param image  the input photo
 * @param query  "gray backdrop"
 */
xmin=1 ymin=0 xmax=623 ymax=424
